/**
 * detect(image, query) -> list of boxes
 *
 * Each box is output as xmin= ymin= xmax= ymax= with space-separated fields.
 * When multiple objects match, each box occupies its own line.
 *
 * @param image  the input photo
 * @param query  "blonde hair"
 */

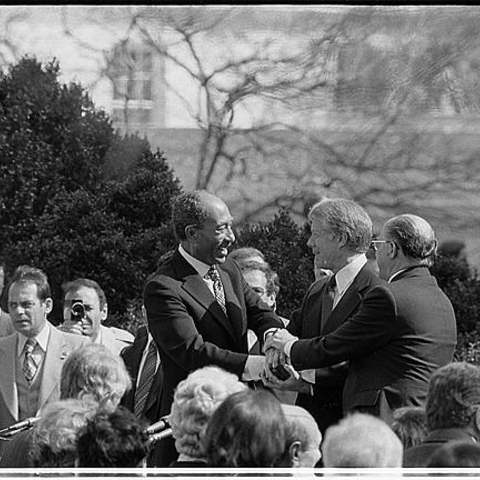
xmin=170 ymin=366 xmax=247 ymax=459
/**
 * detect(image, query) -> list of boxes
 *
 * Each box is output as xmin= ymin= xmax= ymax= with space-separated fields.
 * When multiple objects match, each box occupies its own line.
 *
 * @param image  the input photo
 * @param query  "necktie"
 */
xmin=134 ymin=341 xmax=158 ymax=418
xmin=321 ymin=275 xmax=337 ymax=328
xmin=206 ymin=266 xmax=227 ymax=315
xmin=23 ymin=338 xmax=38 ymax=383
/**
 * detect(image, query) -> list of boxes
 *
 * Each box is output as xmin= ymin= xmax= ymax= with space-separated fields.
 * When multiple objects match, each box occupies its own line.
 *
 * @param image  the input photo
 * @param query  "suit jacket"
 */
xmin=143 ymin=249 xmax=283 ymax=418
xmin=121 ymin=325 xmax=163 ymax=426
xmin=403 ymin=428 xmax=477 ymax=467
xmin=0 ymin=324 xmax=88 ymax=457
xmin=290 ymin=266 xmax=457 ymax=423
xmin=288 ymin=262 xmax=382 ymax=431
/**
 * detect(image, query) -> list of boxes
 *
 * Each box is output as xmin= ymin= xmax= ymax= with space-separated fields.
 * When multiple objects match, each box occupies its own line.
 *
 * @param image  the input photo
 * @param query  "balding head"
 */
xmin=282 ymin=404 xmax=322 ymax=468
xmin=322 ymin=412 xmax=403 ymax=468
xmin=383 ymin=214 xmax=437 ymax=265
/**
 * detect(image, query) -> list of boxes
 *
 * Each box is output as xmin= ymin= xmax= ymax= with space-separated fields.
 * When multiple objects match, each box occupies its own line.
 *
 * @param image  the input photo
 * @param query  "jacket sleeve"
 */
xmin=291 ymin=285 xmax=397 ymax=370
xmin=144 ymin=276 xmax=248 ymax=377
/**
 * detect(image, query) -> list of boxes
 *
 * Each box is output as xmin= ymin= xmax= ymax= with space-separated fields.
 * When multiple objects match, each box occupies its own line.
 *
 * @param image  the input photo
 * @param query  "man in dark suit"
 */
xmin=403 ymin=362 xmax=480 ymax=467
xmin=266 ymin=213 xmax=457 ymax=424
xmin=121 ymin=324 xmax=163 ymax=424
xmin=143 ymin=190 xmax=284 ymax=465
xmin=266 ymin=198 xmax=382 ymax=435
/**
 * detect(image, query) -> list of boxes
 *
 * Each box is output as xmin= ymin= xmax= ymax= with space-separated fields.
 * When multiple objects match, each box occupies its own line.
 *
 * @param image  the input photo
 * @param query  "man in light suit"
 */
xmin=59 ymin=278 xmax=134 ymax=355
xmin=0 ymin=265 xmax=88 ymax=456
xmin=266 ymin=198 xmax=382 ymax=436
xmin=266 ymin=214 xmax=457 ymax=424
xmin=143 ymin=190 xmax=284 ymax=466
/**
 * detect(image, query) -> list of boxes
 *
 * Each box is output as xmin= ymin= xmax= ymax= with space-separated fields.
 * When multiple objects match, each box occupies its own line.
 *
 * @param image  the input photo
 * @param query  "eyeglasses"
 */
xmin=370 ymin=240 xmax=394 ymax=252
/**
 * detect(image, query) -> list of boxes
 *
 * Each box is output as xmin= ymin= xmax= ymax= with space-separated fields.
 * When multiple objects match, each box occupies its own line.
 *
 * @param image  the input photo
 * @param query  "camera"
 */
xmin=70 ymin=300 xmax=85 ymax=322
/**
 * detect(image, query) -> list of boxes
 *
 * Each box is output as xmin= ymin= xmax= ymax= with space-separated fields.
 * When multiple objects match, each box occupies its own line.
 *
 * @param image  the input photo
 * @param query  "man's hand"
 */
xmin=261 ymin=363 xmax=309 ymax=393
xmin=264 ymin=328 xmax=297 ymax=352
xmin=58 ymin=318 xmax=84 ymax=336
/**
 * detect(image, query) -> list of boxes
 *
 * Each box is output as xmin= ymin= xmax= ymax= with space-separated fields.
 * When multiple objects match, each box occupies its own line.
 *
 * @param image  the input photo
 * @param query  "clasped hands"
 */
xmin=260 ymin=329 xmax=310 ymax=393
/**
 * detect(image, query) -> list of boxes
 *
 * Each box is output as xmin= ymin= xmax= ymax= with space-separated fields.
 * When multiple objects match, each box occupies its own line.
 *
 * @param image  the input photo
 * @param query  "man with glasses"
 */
xmin=266 ymin=213 xmax=457 ymax=425
xmin=263 ymin=198 xmax=382 ymax=438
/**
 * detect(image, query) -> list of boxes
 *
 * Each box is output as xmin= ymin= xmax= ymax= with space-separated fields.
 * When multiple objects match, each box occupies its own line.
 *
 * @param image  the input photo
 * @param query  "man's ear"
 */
xmin=44 ymin=298 xmax=53 ymax=315
xmin=288 ymin=441 xmax=302 ymax=467
xmin=387 ymin=240 xmax=398 ymax=259
xmin=337 ymin=233 xmax=348 ymax=249
xmin=101 ymin=302 xmax=108 ymax=322
xmin=474 ymin=408 xmax=480 ymax=434
xmin=185 ymin=225 xmax=196 ymax=240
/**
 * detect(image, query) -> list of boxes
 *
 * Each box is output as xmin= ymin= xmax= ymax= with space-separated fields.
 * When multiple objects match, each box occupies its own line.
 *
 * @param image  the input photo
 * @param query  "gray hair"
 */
xmin=322 ymin=412 xmax=403 ymax=467
xmin=384 ymin=214 xmax=437 ymax=265
xmin=308 ymin=198 xmax=373 ymax=253
xmin=170 ymin=366 xmax=247 ymax=459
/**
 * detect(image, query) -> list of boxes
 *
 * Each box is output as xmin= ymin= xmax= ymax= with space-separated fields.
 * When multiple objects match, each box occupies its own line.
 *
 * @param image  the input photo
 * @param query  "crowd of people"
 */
xmin=0 ymin=188 xmax=475 ymax=470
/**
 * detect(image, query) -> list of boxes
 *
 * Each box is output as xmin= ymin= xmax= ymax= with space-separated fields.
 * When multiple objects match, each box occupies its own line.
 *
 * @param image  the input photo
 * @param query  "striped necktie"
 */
xmin=134 ymin=341 xmax=158 ymax=418
xmin=206 ymin=266 xmax=227 ymax=315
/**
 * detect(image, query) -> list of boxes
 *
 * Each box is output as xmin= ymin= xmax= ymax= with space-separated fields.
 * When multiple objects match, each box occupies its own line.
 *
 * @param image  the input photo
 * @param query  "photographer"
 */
xmin=59 ymin=278 xmax=133 ymax=355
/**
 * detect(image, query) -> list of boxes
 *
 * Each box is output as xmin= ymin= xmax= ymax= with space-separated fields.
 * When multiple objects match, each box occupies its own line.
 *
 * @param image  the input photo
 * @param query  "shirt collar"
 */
xmin=17 ymin=321 xmax=51 ymax=357
xmin=335 ymin=254 xmax=367 ymax=295
xmin=388 ymin=268 xmax=408 ymax=283
xmin=178 ymin=244 xmax=211 ymax=278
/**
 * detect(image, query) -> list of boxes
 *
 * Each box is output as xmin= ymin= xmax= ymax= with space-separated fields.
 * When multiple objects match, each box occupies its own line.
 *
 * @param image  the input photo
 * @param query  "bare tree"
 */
xmin=59 ymin=6 xmax=480 ymax=234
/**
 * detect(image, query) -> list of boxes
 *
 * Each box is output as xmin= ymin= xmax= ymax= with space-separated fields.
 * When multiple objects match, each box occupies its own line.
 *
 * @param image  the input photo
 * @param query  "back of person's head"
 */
xmin=426 ymin=362 xmax=480 ymax=431
xmin=308 ymin=198 xmax=373 ymax=254
xmin=322 ymin=412 xmax=403 ymax=467
xmin=391 ymin=406 xmax=428 ymax=450
xmin=60 ymin=344 xmax=131 ymax=410
xmin=30 ymin=399 xmax=96 ymax=467
xmin=76 ymin=405 xmax=149 ymax=467
xmin=229 ymin=247 xmax=267 ymax=266
xmin=427 ymin=441 xmax=480 ymax=467
xmin=170 ymin=366 xmax=247 ymax=460
xmin=383 ymin=214 xmax=437 ymax=266
xmin=9 ymin=265 xmax=51 ymax=300
xmin=203 ymin=389 xmax=288 ymax=467
xmin=282 ymin=404 xmax=322 ymax=468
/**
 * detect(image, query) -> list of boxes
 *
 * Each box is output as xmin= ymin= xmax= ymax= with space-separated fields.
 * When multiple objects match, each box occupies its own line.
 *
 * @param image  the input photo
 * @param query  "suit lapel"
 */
xmin=176 ymin=252 xmax=237 ymax=343
xmin=39 ymin=327 xmax=69 ymax=410
xmin=303 ymin=281 xmax=326 ymax=338
xmin=322 ymin=264 xmax=375 ymax=333
xmin=0 ymin=334 xmax=19 ymax=420
xmin=218 ymin=266 xmax=243 ymax=344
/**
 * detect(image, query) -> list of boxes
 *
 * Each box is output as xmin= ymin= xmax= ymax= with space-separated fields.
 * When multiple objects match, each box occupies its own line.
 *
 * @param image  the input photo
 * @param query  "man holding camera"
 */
xmin=59 ymin=278 xmax=134 ymax=355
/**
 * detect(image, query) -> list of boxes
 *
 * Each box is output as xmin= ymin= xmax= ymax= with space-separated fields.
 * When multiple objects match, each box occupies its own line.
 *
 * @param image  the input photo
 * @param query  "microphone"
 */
xmin=147 ymin=427 xmax=173 ymax=446
xmin=145 ymin=416 xmax=170 ymax=435
xmin=0 ymin=417 xmax=40 ymax=437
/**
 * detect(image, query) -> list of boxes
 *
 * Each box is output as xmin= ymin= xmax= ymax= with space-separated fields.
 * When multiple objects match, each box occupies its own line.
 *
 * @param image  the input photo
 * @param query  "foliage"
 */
xmin=430 ymin=253 xmax=480 ymax=364
xmin=0 ymin=57 xmax=181 ymax=330
xmin=234 ymin=208 xmax=314 ymax=318
xmin=0 ymin=57 xmax=113 ymax=245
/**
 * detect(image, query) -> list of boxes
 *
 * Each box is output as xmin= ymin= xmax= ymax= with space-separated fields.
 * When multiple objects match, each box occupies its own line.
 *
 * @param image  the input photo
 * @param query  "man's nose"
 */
xmin=226 ymin=226 xmax=235 ymax=243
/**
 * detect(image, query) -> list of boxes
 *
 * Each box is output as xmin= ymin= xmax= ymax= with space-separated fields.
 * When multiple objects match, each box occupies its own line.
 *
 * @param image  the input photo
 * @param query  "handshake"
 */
xmin=246 ymin=329 xmax=311 ymax=393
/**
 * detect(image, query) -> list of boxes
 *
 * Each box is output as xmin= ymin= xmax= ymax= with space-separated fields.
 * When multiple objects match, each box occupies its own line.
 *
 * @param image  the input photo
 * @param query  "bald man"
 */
xmin=266 ymin=214 xmax=457 ymax=424
xmin=282 ymin=404 xmax=322 ymax=468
